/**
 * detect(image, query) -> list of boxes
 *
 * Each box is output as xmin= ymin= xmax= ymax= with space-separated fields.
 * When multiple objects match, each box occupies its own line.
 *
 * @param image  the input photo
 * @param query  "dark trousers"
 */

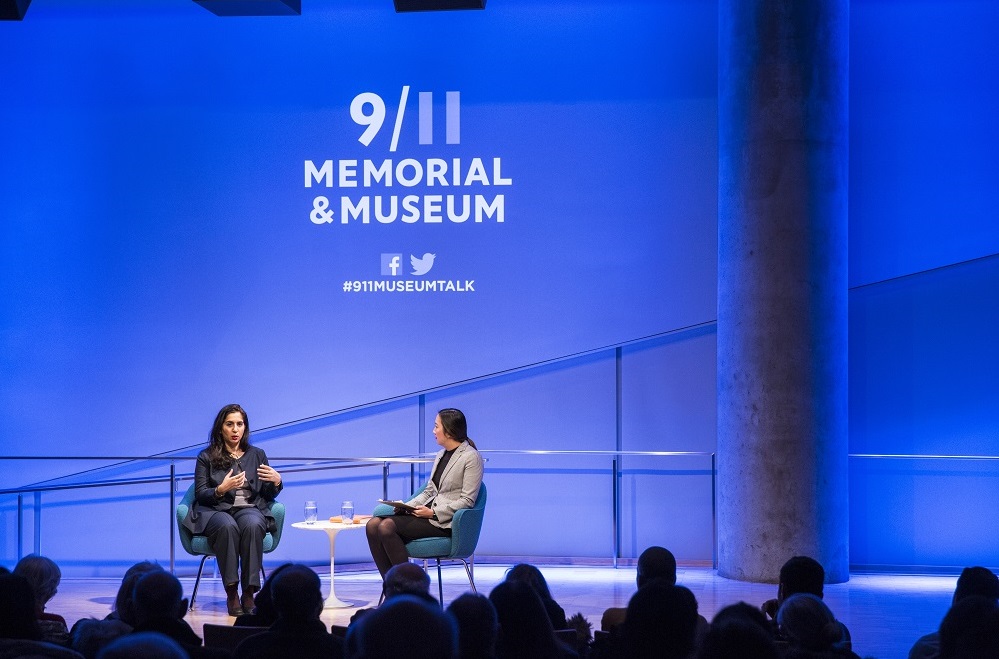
xmin=365 ymin=515 xmax=450 ymax=578
xmin=205 ymin=506 xmax=267 ymax=591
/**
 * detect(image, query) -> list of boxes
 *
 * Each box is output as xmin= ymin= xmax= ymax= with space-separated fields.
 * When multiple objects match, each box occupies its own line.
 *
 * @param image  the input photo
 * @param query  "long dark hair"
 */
xmin=505 ymin=563 xmax=555 ymax=603
xmin=439 ymin=408 xmax=477 ymax=449
xmin=208 ymin=403 xmax=250 ymax=469
xmin=489 ymin=580 xmax=561 ymax=659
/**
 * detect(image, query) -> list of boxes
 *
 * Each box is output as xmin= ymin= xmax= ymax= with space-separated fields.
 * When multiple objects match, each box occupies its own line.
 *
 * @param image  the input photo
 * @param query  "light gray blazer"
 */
xmin=407 ymin=441 xmax=483 ymax=529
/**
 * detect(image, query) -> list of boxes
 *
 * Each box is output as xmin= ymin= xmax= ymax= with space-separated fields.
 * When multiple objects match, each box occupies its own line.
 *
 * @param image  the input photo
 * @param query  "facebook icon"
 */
xmin=380 ymin=253 xmax=403 ymax=276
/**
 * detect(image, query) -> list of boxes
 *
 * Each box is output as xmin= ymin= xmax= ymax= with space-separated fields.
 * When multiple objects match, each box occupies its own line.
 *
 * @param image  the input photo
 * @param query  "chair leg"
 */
xmin=190 ymin=555 xmax=211 ymax=611
xmin=460 ymin=558 xmax=476 ymax=593
xmin=435 ymin=559 xmax=444 ymax=607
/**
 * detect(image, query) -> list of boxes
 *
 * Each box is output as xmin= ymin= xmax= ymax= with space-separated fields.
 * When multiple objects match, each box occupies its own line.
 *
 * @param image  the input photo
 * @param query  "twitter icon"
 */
xmin=411 ymin=253 xmax=436 ymax=276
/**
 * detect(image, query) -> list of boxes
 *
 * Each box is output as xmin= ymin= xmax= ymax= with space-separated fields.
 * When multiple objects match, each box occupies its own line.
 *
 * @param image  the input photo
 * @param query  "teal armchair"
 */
xmin=372 ymin=482 xmax=487 ymax=604
xmin=176 ymin=483 xmax=286 ymax=610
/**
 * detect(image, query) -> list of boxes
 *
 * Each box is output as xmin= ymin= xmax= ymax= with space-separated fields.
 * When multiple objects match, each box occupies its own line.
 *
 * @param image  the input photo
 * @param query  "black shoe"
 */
xmin=241 ymin=592 xmax=256 ymax=615
xmin=225 ymin=585 xmax=243 ymax=617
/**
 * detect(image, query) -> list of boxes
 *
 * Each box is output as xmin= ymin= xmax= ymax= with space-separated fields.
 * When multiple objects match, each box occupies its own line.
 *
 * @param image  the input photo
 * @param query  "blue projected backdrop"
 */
xmin=0 ymin=1 xmax=717 ymax=458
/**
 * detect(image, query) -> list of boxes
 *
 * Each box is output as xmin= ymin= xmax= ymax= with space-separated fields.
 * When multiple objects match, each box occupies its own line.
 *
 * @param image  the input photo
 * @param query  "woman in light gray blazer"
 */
xmin=366 ymin=408 xmax=484 ymax=578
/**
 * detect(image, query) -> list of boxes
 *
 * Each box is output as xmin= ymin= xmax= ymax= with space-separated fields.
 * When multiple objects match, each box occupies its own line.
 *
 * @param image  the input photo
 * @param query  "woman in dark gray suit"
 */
xmin=366 ymin=408 xmax=484 ymax=579
xmin=181 ymin=403 xmax=283 ymax=616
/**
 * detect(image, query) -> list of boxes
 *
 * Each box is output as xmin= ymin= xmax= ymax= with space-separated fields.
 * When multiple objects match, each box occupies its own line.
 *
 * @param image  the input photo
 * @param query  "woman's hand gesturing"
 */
xmin=257 ymin=463 xmax=282 ymax=487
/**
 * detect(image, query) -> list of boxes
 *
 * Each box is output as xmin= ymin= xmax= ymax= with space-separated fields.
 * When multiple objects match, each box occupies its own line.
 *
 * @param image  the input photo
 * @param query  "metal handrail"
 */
xmin=0 ymin=455 xmax=434 ymax=572
xmin=5 ymin=450 xmax=991 ymax=573
xmin=849 ymin=453 xmax=999 ymax=460
xmin=0 ymin=450 xmax=716 ymax=570
xmin=0 ymin=456 xmax=435 ymax=497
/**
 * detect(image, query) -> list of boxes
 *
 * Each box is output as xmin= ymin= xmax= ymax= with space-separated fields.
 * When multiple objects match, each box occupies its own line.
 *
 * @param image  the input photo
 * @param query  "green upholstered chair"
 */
xmin=371 ymin=482 xmax=487 ymax=604
xmin=176 ymin=483 xmax=286 ymax=610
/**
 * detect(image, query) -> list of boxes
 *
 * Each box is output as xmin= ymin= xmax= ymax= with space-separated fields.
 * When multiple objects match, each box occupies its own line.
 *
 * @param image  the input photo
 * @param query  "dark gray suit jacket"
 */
xmin=181 ymin=445 xmax=283 ymax=535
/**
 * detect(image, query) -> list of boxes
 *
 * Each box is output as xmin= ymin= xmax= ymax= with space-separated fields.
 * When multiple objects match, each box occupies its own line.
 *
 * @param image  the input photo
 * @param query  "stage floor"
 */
xmin=51 ymin=563 xmax=956 ymax=659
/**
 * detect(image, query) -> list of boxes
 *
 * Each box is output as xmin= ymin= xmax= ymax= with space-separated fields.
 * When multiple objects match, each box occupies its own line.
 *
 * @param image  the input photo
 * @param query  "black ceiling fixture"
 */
xmin=193 ymin=0 xmax=301 ymax=16
xmin=0 ymin=0 xmax=31 ymax=20
xmin=394 ymin=0 xmax=485 ymax=11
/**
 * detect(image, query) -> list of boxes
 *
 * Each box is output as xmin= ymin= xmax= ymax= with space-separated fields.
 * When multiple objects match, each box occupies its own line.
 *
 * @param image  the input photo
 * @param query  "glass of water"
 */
xmin=304 ymin=500 xmax=318 ymax=524
xmin=341 ymin=500 xmax=354 ymax=524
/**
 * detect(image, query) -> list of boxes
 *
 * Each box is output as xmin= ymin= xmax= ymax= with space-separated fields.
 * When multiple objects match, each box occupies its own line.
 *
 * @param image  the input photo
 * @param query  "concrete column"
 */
xmin=717 ymin=0 xmax=849 ymax=583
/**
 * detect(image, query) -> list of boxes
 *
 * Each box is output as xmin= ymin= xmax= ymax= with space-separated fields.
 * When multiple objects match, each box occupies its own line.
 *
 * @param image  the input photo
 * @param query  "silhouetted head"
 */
xmin=97 ymin=631 xmax=188 ymax=659
xmin=384 ymin=562 xmax=432 ymax=599
xmin=113 ymin=561 xmax=163 ymax=626
xmin=132 ymin=570 xmax=185 ymax=624
xmin=637 ymin=546 xmax=677 ymax=587
xmin=447 ymin=593 xmax=498 ymax=659
xmin=778 ymin=556 xmax=825 ymax=601
xmin=939 ymin=595 xmax=999 ymax=659
xmin=345 ymin=595 xmax=456 ymax=659
xmin=71 ymin=618 xmax=131 ymax=659
xmin=953 ymin=566 xmax=999 ymax=604
xmin=271 ymin=564 xmax=323 ymax=620
xmin=249 ymin=562 xmax=295 ymax=624
xmin=621 ymin=581 xmax=698 ymax=659
xmin=700 ymin=602 xmax=779 ymax=659
xmin=0 ymin=572 xmax=41 ymax=640
xmin=490 ymin=579 xmax=563 ymax=658
xmin=776 ymin=593 xmax=846 ymax=653
xmin=505 ymin=563 xmax=556 ymax=602
xmin=13 ymin=554 xmax=62 ymax=613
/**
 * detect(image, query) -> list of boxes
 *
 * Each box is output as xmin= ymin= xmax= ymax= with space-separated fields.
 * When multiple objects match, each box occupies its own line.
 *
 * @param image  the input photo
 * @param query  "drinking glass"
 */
xmin=341 ymin=500 xmax=354 ymax=524
xmin=304 ymin=500 xmax=318 ymax=524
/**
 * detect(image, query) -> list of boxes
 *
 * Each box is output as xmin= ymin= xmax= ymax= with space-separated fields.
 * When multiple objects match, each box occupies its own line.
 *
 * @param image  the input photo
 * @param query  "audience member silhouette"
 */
xmin=614 ymin=581 xmax=699 ymax=659
xmin=909 ymin=566 xmax=999 ymax=659
xmin=348 ymin=561 xmax=437 ymax=628
xmin=232 ymin=564 xmax=344 ymax=659
xmin=106 ymin=561 xmax=163 ymax=627
xmin=489 ymin=579 xmax=578 ymax=659
xmin=97 ymin=631 xmax=188 ymax=659
xmin=761 ymin=555 xmax=852 ymax=650
xmin=761 ymin=556 xmax=826 ymax=622
xmin=232 ymin=562 xmax=294 ymax=628
xmin=0 ymin=572 xmax=82 ymax=659
xmin=936 ymin=595 xmax=999 ymax=659
xmin=130 ymin=570 xmax=224 ymax=659
xmin=446 ymin=592 xmax=498 ymax=659
xmin=70 ymin=619 xmax=130 ymax=659
xmin=14 ymin=554 xmax=70 ymax=647
xmin=776 ymin=593 xmax=860 ymax=659
xmin=601 ymin=546 xmax=677 ymax=631
xmin=383 ymin=561 xmax=435 ymax=602
xmin=0 ymin=572 xmax=42 ymax=640
xmin=68 ymin=561 xmax=160 ymax=658
xmin=345 ymin=594 xmax=457 ymax=659
xmin=698 ymin=602 xmax=779 ymax=659
xmin=505 ymin=564 xmax=568 ymax=631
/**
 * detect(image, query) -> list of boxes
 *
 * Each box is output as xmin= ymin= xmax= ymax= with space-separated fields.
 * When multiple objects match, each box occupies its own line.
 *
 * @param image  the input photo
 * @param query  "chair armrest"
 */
xmin=269 ymin=501 xmax=286 ymax=549
xmin=175 ymin=501 xmax=196 ymax=554
xmin=372 ymin=503 xmax=395 ymax=517
xmin=176 ymin=502 xmax=190 ymax=527
xmin=449 ymin=505 xmax=485 ymax=559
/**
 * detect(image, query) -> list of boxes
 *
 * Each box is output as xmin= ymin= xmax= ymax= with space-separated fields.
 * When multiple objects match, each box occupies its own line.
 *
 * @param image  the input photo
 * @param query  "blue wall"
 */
xmin=848 ymin=0 xmax=999 ymax=569
xmin=2 ymin=0 xmax=998 ymax=574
